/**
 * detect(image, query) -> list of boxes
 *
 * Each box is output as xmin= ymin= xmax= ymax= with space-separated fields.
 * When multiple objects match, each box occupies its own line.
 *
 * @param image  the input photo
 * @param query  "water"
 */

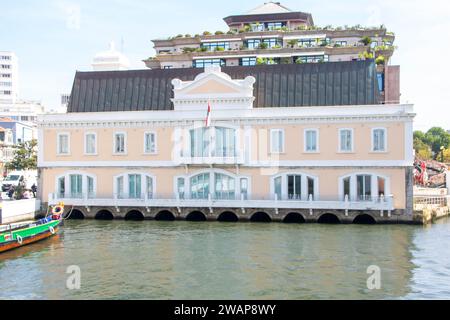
xmin=1 ymin=218 xmax=450 ymax=300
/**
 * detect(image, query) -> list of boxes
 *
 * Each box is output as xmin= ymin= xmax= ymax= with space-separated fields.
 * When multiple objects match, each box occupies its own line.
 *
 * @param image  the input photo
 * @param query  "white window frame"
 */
xmin=338 ymin=172 xmax=391 ymax=202
xmin=173 ymin=169 xmax=251 ymax=200
xmin=270 ymin=172 xmax=320 ymax=201
xmin=54 ymin=171 xmax=97 ymax=199
xmin=144 ymin=131 xmax=158 ymax=155
xmin=270 ymin=129 xmax=285 ymax=154
xmin=304 ymin=128 xmax=319 ymax=153
xmin=57 ymin=132 xmax=70 ymax=156
xmin=371 ymin=128 xmax=387 ymax=152
xmin=338 ymin=128 xmax=354 ymax=153
xmin=113 ymin=172 xmax=156 ymax=199
xmin=84 ymin=132 xmax=97 ymax=155
xmin=113 ymin=132 xmax=127 ymax=155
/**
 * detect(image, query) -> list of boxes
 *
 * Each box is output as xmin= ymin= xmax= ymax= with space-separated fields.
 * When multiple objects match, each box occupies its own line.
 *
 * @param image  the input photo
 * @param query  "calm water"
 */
xmin=1 ymin=218 xmax=450 ymax=300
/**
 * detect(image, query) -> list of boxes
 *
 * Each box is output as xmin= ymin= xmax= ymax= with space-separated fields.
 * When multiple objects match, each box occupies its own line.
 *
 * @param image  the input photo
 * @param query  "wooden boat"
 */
xmin=0 ymin=203 xmax=64 ymax=254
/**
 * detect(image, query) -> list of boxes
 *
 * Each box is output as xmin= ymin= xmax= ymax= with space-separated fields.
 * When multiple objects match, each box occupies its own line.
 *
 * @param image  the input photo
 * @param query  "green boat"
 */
xmin=0 ymin=204 xmax=64 ymax=253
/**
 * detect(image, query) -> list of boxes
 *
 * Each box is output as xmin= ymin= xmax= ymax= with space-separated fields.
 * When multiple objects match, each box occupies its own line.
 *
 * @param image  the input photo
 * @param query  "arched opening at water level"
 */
xmin=125 ymin=210 xmax=145 ymax=221
xmin=217 ymin=212 xmax=239 ymax=222
xmin=95 ymin=210 xmax=114 ymax=220
xmin=283 ymin=212 xmax=306 ymax=223
xmin=186 ymin=211 xmax=207 ymax=222
xmin=155 ymin=210 xmax=176 ymax=221
xmin=353 ymin=214 xmax=376 ymax=225
xmin=317 ymin=213 xmax=341 ymax=224
xmin=250 ymin=212 xmax=272 ymax=223
xmin=66 ymin=209 xmax=85 ymax=220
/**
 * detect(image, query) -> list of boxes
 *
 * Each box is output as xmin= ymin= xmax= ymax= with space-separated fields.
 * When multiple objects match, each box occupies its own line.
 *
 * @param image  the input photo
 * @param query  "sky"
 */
xmin=1 ymin=0 xmax=449 ymax=131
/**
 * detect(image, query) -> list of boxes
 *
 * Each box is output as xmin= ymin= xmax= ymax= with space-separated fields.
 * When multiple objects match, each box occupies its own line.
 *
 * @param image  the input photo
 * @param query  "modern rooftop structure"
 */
xmin=92 ymin=42 xmax=130 ymax=72
xmin=143 ymin=2 xmax=399 ymax=103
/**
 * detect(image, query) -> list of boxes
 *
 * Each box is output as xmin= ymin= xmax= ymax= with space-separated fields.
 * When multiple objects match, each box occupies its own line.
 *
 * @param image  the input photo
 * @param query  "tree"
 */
xmin=423 ymin=127 xmax=450 ymax=158
xmin=6 ymin=139 xmax=37 ymax=171
xmin=414 ymin=137 xmax=432 ymax=160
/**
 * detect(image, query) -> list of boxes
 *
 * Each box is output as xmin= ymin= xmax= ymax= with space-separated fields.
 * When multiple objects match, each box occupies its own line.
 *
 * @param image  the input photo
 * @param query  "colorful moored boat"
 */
xmin=0 ymin=203 xmax=64 ymax=254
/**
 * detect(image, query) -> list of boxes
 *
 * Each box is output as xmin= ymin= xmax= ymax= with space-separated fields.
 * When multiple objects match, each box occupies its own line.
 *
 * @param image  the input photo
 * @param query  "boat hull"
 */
xmin=0 ymin=220 xmax=61 ymax=254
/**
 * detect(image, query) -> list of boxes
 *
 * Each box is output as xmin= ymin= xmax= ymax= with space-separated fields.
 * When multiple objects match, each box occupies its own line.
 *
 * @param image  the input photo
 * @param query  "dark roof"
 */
xmin=223 ymin=12 xmax=314 ymax=26
xmin=68 ymin=61 xmax=380 ymax=113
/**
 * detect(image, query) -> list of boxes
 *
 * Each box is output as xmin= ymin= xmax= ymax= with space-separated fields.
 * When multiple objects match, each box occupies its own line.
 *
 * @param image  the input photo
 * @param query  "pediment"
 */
xmin=185 ymin=78 xmax=242 ymax=95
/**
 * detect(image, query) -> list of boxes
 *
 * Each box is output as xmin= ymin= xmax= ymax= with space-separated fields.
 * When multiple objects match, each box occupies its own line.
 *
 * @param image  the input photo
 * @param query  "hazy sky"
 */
xmin=1 ymin=0 xmax=449 ymax=131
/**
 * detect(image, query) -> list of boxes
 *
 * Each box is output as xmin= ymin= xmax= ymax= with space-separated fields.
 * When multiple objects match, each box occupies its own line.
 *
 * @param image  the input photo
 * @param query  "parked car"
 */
xmin=1 ymin=170 xmax=37 ymax=192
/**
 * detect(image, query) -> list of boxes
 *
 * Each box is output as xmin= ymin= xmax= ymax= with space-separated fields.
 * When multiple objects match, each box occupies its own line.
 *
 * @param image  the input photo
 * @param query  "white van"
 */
xmin=1 ymin=170 xmax=37 ymax=192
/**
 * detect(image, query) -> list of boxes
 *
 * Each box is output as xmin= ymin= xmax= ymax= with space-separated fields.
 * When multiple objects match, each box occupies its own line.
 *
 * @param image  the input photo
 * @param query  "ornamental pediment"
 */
xmin=171 ymin=66 xmax=255 ymax=111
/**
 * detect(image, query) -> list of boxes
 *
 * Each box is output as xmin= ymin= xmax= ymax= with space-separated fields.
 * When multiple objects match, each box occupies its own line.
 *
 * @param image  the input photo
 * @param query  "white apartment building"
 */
xmin=0 ymin=51 xmax=19 ymax=104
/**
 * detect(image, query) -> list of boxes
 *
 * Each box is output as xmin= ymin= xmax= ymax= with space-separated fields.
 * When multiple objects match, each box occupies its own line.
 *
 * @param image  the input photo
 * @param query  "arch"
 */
xmin=283 ymin=212 xmax=306 ymax=224
xmin=250 ymin=212 xmax=272 ymax=223
xmin=125 ymin=210 xmax=145 ymax=221
xmin=66 ymin=209 xmax=85 ymax=220
xmin=186 ymin=211 xmax=207 ymax=222
xmin=353 ymin=214 xmax=377 ymax=225
xmin=317 ymin=213 xmax=341 ymax=224
xmin=95 ymin=210 xmax=114 ymax=220
xmin=217 ymin=211 xmax=239 ymax=222
xmin=271 ymin=171 xmax=319 ymax=201
xmin=155 ymin=210 xmax=176 ymax=221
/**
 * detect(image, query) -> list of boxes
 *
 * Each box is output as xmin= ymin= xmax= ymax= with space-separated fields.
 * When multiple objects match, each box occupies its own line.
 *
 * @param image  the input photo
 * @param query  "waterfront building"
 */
xmin=144 ymin=2 xmax=399 ymax=104
xmin=38 ymin=61 xmax=415 ymax=223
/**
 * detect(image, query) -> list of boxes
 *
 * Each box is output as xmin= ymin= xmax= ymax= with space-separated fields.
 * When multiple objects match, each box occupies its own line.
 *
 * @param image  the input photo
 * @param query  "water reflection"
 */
xmin=0 ymin=219 xmax=449 ymax=299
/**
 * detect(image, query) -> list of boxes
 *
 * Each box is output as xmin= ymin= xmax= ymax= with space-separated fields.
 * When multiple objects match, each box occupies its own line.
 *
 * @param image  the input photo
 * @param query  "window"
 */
xmin=295 ymin=55 xmax=329 ymax=63
xmin=287 ymin=175 xmax=302 ymax=200
xmin=177 ymin=178 xmax=185 ymax=199
xmin=304 ymin=129 xmax=318 ymax=152
xmin=85 ymin=133 xmax=97 ymax=155
xmin=163 ymin=66 xmax=173 ymax=69
xmin=215 ymin=173 xmax=235 ymax=200
xmin=343 ymin=177 xmax=351 ymax=201
xmin=298 ymin=39 xmax=317 ymax=48
xmin=251 ymin=23 xmax=264 ymax=32
xmin=1 ymin=74 xmax=11 ymax=78
xmin=57 ymin=133 xmax=70 ymax=155
xmin=307 ymin=177 xmax=315 ymax=200
xmin=70 ymin=174 xmax=83 ymax=198
xmin=378 ymin=177 xmax=386 ymax=197
xmin=246 ymin=39 xmax=261 ymax=49
xmin=274 ymin=176 xmax=282 ymax=200
xmin=263 ymin=38 xmax=282 ymax=48
xmin=117 ymin=176 xmax=124 ymax=199
xmin=240 ymin=57 xmax=257 ymax=66
xmin=114 ymin=133 xmax=126 ymax=154
xmin=201 ymin=42 xmax=230 ymax=51
xmin=58 ymin=177 xmax=65 ymax=198
xmin=189 ymin=126 xmax=237 ymax=158
xmin=335 ymin=40 xmax=347 ymax=46
xmin=240 ymin=178 xmax=248 ymax=200
xmin=377 ymin=73 xmax=385 ymax=92
xmin=339 ymin=129 xmax=353 ymax=152
xmin=193 ymin=59 xmax=225 ymax=68
xmin=146 ymin=176 xmax=153 ymax=199
xmin=372 ymin=128 xmax=387 ymax=152
xmin=88 ymin=177 xmax=95 ymax=198
xmin=144 ymin=132 xmax=157 ymax=154
xmin=266 ymin=22 xmax=285 ymax=31
xmin=190 ymin=173 xmax=210 ymax=199
xmin=357 ymin=175 xmax=372 ymax=201
xmin=128 ymin=174 xmax=142 ymax=199
xmin=190 ymin=127 xmax=210 ymax=157
xmin=215 ymin=127 xmax=236 ymax=157
xmin=270 ymin=129 xmax=284 ymax=154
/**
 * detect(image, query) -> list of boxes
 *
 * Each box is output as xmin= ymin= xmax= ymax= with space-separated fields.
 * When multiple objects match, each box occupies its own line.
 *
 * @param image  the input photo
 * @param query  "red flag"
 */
xmin=205 ymin=101 xmax=211 ymax=127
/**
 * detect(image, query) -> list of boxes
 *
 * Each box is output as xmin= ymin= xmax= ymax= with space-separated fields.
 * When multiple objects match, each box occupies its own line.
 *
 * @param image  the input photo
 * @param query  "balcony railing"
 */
xmin=49 ymin=192 xmax=394 ymax=211
xmin=179 ymin=150 xmax=244 ymax=165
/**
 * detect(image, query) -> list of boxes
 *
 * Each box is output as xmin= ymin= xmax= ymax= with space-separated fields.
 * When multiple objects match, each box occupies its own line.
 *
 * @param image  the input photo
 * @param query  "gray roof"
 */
xmin=68 ymin=60 xmax=380 ymax=113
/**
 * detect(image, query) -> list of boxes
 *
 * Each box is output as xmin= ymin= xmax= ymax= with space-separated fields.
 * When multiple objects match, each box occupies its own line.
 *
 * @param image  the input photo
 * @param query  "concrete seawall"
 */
xmin=0 ymin=199 xmax=41 ymax=224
